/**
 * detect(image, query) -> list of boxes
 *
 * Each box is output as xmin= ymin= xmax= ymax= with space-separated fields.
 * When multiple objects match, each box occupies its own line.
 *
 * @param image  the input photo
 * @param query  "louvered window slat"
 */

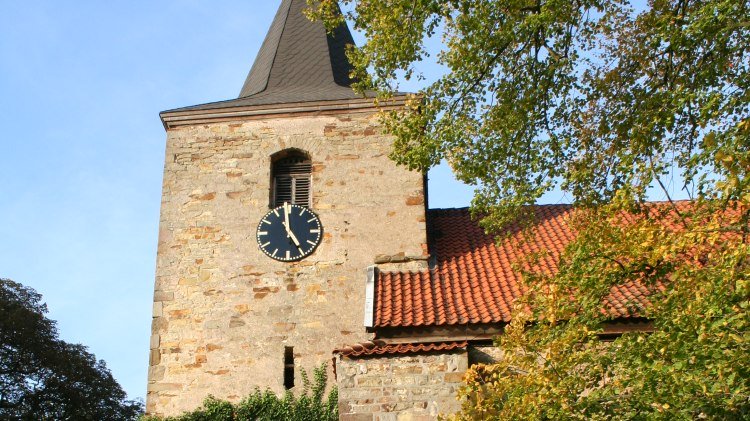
xmin=272 ymin=156 xmax=312 ymax=208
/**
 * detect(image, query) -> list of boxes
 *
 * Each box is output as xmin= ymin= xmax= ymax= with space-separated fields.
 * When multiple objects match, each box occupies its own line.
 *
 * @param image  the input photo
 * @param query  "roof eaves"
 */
xmin=334 ymin=340 xmax=469 ymax=358
xmin=159 ymin=94 xmax=412 ymax=129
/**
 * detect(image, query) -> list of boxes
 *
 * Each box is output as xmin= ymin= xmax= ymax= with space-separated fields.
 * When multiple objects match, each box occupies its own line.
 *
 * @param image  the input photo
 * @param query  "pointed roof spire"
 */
xmin=239 ymin=0 xmax=357 ymax=100
xmin=162 ymin=0 xmax=369 ymax=115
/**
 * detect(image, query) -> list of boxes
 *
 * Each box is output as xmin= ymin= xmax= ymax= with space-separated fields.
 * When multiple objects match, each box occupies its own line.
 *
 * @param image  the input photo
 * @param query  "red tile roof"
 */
xmin=335 ymin=340 xmax=468 ymax=358
xmin=374 ymin=205 xmax=660 ymax=328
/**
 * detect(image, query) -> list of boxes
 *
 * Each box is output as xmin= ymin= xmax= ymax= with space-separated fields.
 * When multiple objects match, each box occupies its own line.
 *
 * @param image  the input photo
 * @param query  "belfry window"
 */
xmin=271 ymin=151 xmax=312 ymax=208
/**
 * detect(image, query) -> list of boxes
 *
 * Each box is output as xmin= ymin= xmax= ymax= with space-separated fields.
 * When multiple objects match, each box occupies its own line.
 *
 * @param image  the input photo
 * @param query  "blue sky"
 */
xmin=0 ymin=0 xmax=479 ymax=402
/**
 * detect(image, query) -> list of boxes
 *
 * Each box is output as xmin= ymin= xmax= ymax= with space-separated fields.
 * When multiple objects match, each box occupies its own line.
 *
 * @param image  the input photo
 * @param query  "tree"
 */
xmin=311 ymin=0 xmax=749 ymax=418
xmin=0 ymin=278 xmax=143 ymax=420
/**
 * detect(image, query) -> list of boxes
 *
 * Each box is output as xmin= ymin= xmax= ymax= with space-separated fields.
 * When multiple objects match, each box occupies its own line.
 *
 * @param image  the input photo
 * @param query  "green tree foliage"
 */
xmin=311 ymin=0 xmax=750 ymax=418
xmin=454 ymin=201 xmax=749 ymax=419
xmin=143 ymin=365 xmax=338 ymax=421
xmin=0 ymin=278 xmax=143 ymax=420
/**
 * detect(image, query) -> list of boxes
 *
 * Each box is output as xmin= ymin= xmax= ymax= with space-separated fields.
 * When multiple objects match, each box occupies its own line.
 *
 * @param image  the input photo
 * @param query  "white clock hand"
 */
xmin=283 ymin=202 xmax=289 ymax=233
xmin=288 ymin=229 xmax=301 ymax=248
xmin=283 ymin=203 xmax=301 ymax=247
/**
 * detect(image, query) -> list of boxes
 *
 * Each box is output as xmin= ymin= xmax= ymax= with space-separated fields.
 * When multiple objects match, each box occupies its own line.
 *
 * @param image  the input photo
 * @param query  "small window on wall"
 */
xmin=271 ymin=150 xmax=312 ymax=208
xmin=284 ymin=346 xmax=295 ymax=389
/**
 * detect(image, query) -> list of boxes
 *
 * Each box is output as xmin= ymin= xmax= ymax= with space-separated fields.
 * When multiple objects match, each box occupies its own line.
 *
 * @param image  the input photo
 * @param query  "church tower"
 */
xmin=147 ymin=0 xmax=428 ymax=416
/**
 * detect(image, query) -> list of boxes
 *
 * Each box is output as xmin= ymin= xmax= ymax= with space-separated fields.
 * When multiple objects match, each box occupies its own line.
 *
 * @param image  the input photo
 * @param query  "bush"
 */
xmin=143 ymin=364 xmax=337 ymax=421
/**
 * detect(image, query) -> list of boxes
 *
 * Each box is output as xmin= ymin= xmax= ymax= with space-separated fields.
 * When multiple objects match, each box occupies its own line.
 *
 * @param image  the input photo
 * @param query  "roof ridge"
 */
xmin=427 ymin=203 xmax=576 ymax=213
xmin=425 ymin=201 xmax=701 ymax=214
xmin=427 ymin=206 xmax=470 ymax=212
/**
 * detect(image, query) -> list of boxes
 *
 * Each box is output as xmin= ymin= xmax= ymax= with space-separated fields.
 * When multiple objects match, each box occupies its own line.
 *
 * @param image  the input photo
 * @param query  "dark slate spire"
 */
xmin=163 ymin=0 xmax=367 ymax=113
xmin=239 ymin=0 xmax=357 ymax=99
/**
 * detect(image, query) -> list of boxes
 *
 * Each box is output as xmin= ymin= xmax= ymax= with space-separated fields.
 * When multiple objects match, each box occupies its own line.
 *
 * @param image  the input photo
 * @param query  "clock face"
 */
xmin=256 ymin=203 xmax=323 ymax=262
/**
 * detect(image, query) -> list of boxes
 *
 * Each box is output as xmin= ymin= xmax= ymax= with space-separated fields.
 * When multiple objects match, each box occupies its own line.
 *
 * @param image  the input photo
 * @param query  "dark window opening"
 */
xmin=284 ymin=346 xmax=295 ymax=389
xmin=271 ymin=153 xmax=312 ymax=208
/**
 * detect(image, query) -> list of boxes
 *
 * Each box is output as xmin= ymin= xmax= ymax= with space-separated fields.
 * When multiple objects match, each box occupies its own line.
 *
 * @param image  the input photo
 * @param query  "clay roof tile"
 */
xmin=335 ymin=341 xmax=469 ymax=358
xmin=373 ymin=204 xmax=685 ymax=328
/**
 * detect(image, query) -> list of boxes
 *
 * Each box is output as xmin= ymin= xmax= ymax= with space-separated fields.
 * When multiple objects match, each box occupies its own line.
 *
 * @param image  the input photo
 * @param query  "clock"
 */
xmin=256 ymin=203 xmax=323 ymax=262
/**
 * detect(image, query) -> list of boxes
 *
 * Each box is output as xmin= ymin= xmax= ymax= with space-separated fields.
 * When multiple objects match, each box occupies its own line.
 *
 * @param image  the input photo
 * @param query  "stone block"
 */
xmin=444 ymin=372 xmax=465 ymax=383
xmin=206 ymin=343 xmax=223 ymax=352
xmin=149 ymin=350 xmax=161 ymax=366
xmin=356 ymin=376 xmax=382 ymax=387
xmin=397 ymin=414 xmax=433 ymax=421
xmin=204 ymin=319 xmax=223 ymax=329
xmin=273 ymin=322 xmax=295 ymax=332
xmin=149 ymin=365 xmax=166 ymax=381
xmin=405 ymin=193 xmax=424 ymax=206
xmin=229 ymin=317 xmax=246 ymax=328
xmin=147 ymin=382 xmax=182 ymax=392
xmin=154 ymin=291 xmax=175 ymax=302
xmin=168 ymin=309 xmax=190 ymax=319
xmin=393 ymin=365 xmax=424 ymax=375
xmin=340 ymin=414 xmax=373 ymax=421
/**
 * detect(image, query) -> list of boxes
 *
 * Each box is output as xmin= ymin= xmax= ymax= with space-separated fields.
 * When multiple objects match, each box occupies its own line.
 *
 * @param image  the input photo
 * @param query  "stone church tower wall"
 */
xmin=147 ymin=111 xmax=427 ymax=415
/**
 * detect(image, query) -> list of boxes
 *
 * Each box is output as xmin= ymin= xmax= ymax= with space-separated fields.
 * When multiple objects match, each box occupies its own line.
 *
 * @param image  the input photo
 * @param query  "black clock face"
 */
xmin=256 ymin=203 xmax=323 ymax=262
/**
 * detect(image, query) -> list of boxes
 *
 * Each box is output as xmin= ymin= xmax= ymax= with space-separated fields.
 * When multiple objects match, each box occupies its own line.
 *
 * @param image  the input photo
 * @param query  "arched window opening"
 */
xmin=271 ymin=150 xmax=312 ymax=208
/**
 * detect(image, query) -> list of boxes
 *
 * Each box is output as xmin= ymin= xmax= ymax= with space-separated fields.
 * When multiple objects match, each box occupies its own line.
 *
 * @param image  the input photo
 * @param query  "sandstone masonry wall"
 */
xmin=467 ymin=345 xmax=504 ymax=365
xmin=336 ymin=351 xmax=468 ymax=421
xmin=147 ymin=112 xmax=427 ymax=416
